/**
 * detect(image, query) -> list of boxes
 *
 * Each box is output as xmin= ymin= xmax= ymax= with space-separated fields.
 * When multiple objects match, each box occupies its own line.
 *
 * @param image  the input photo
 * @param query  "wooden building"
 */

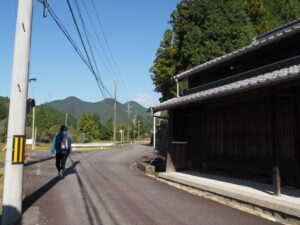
xmin=150 ymin=19 xmax=300 ymax=193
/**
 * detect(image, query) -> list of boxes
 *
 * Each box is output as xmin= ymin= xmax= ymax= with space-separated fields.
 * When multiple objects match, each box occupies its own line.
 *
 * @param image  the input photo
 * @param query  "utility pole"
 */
xmin=2 ymin=0 xmax=34 ymax=224
xmin=113 ymin=80 xmax=119 ymax=148
xmin=28 ymin=78 xmax=36 ymax=150
xmin=153 ymin=117 xmax=156 ymax=148
xmin=133 ymin=118 xmax=136 ymax=143
xmin=32 ymin=106 xmax=35 ymax=150
xmin=34 ymin=127 xmax=37 ymax=149
xmin=65 ymin=113 xmax=68 ymax=126
xmin=137 ymin=120 xmax=140 ymax=141
xmin=126 ymin=102 xmax=132 ymax=142
xmin=175 ymin=78 xmax=180 ymax=97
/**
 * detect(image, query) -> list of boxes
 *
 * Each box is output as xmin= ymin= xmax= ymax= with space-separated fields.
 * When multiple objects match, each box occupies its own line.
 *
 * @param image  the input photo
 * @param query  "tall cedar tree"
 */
xmin=150 ymin=0 xmax=300 ymax=101
xmin=150 ymin=29 xmax=177 ymax=102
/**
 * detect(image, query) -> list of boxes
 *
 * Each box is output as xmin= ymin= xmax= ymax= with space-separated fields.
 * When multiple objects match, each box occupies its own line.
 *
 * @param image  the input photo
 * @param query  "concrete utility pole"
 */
xmin=176 ymin=79 xmax=180 ymax=97
xmin=28 ymin=77 xmax=36 ymax=150
xmin=137 ymin=120 xmax=140 ymax=141
xmin=133 ymin=118 xmax=136 ymax=143
xmin=153 ymin=117 xmax=156 ymax=148
xmin=2 ymin=0 xmax=34 ymax=224
xmin=113 ymin=80 xmax=119 ymax=148
xmin=32 ymin=106 xmax=35 ymax=149
xmin=153 ymin=111 xmax=161 ymax=149
xmin=65 ymin=112 xmax=68 ymax=126
xmin=126 ymin=102 xmax=132 ymax=142
xmin=34 ymin=126 xmax=37 ymax=149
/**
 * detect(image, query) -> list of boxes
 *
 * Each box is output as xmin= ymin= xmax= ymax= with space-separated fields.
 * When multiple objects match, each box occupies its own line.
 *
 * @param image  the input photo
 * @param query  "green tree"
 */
xmin=78 ymin=113 xmax=103 ymax=141
xmin=174 ymin=0 xmax=255 ymax=69
xmin=135 ymin=115 xmax=152 ymax=138
xmin=48 ymin=125 xmax=61 ymax=138
xmin=0 ymin=118 xmax=8 ymax=142
xmin=102 ymin=117 xmax=113 ymax=140
xmin=244 ymin=0 xmax=268 ymax=34
xmin=0 ymin=97 xmax=9 ymax=120
xmin=263 ymin=0 xmax=300 ymax=30
xmin=150 ymin=29 xmax=177 ymax=102
xmin=150 ymin=0 xmax=255 ymax=101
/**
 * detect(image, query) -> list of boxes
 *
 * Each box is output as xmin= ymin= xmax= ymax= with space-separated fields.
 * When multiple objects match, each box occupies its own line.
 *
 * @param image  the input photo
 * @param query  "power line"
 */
xmin=90 ymin=0 xmax=121 ymax=77
xmin=71 ymin=0 xmax=111 ymax=97
xmin=66 ymin=0 xmax=108 ymax=98
xmin=79 ymin=0 xmax=116 ymax=80
xmin=38 ymin=0 xmax=112 ymax=99
xmin=88 ymin=0 xmax=130 ymax=100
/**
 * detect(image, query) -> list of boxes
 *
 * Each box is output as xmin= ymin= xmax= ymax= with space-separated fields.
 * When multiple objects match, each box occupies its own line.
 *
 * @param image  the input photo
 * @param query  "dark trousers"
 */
xmin=56 ymin=153 xmax=69 ymax=172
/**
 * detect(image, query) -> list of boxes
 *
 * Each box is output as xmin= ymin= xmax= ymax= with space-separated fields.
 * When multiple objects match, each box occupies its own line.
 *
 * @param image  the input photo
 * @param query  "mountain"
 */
xmin=43 ymin=96 xmax=150 ymax=124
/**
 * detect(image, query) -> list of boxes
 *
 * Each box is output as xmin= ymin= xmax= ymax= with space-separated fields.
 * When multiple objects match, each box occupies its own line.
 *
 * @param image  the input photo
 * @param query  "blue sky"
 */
xmin=0 ymin=0 xmax=180 ymax=107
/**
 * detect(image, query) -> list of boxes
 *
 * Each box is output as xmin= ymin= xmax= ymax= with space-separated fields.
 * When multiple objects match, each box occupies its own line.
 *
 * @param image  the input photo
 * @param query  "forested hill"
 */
xmin=43 ymin=96 xmax=149 ymax=124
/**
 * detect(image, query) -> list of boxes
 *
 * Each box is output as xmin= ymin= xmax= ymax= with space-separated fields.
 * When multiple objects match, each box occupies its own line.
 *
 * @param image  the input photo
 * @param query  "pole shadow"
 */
xmin=22 ymin=160 xmax=81 ymax=213
xmin=24 ymin=156 xmax=53 ymax=167
xmin=0 ymin=205 xmax=21 ymax=225
xmin=22 ymin=176 xmax=60 ymax=213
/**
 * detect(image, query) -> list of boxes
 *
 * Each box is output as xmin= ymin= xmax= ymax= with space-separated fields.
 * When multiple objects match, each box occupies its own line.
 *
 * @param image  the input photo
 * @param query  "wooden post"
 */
xmin=166 ymin=110 xmax=175 ymax=172
xmin=271 ymin=94 xmax=281 ymax=195
xmin=293 ymin=96 xmax=300 ymax=187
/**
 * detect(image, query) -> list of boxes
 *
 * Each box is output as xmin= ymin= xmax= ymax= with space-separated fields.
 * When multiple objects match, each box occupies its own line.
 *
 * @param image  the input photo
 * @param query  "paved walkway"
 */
xmin=158 ymin=171 xmax=300 ymax=219
xmin=19 ymin=146 xmax=280 ymax=225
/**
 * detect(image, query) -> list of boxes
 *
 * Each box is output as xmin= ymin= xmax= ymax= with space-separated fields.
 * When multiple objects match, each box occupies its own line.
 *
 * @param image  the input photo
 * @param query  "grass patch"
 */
xmin=26 ymin=143 xmax=51 ymax=151
xmin=0 ymin=143 xmax=5 ymax=151
xmin=0 ymin=152 xmax=5 ymax=162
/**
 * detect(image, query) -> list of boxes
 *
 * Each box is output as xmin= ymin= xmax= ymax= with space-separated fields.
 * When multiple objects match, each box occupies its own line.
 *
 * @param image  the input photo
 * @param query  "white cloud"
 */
xmin=133 ymin=93 xmax=158 ymax=106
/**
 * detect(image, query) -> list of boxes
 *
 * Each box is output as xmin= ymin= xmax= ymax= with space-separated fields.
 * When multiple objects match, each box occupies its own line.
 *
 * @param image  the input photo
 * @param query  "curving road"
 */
xmin=21 ymin=144 xmax=280 ymax=225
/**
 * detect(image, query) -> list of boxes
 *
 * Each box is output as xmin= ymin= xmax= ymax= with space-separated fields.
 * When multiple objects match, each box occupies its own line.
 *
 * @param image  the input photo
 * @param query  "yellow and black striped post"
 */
xmin=12 ymin=135 xmax=26 ymax=164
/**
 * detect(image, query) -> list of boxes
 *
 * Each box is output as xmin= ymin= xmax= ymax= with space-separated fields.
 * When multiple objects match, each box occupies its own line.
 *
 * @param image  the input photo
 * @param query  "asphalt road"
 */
xmin=21 ymin=144 xmax=280 ymax=225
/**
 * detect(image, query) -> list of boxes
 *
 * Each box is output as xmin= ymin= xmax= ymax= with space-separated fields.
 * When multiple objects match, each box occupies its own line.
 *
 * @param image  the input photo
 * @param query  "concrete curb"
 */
xmin=137 ymin=161 xmax=155 ymax=175
xmin=158 ymin=172 xmax=300 ymax=220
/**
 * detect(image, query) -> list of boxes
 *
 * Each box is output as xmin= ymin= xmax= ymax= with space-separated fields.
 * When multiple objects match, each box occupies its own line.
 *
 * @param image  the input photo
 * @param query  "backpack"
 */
xmin=56 ymin=134 xmax=69 ymax=151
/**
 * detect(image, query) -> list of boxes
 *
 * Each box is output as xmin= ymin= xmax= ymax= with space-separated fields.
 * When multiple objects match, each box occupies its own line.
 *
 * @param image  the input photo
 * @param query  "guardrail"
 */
xmin=72 ymin=142 xmax=130 ymax=150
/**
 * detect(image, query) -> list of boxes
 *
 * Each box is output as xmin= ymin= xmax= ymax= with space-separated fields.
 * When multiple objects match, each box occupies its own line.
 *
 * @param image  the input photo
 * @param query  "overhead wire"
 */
xmin=66 ymin=0 xmax=110 ymax=98
xmin=79 ymin=0 xmax=116 ymax=80
xmin=71 ymin=0 xmax=112 ymax=97
xmin=88 ymin=0 xmax=130 ymax=101
xmin=90 ymin=0 xmax=121 ymax=77
xmin=38 ymin=0 xmax=112 ymax=99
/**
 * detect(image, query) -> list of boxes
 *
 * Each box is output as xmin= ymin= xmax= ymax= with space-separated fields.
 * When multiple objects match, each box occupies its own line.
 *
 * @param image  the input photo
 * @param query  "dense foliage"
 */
xmin=150 ymin=0 xmax=300 ymax=101
xmin=0 ymin=96 xmax=152 ymax=144
xmin=0 ymin=97 xmax=9 ymax=142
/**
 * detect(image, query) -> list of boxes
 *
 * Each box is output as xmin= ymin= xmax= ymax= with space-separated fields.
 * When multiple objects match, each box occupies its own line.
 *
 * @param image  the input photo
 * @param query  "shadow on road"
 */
xmin=22 ymin=160 xmax=81 ymax=213
xmin=22 ymin=176 xmax=60 ymax=213
xmin=69 ymin=157 xmax=107 ymax=225
xmin=64 ymin=160 xmax=80 ymax=177
xmin=24 ymin=152 xmax=83 ymax=168
xmin=0 ymin=205 xmax=21 ymax=225
xmin=24 ymin=156 xmax=53 ymax=167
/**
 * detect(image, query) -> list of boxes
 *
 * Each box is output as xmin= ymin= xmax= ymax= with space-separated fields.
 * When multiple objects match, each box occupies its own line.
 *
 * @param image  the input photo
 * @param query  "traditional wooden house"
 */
xmin=150 ymin=19 xmax=300 ymax=194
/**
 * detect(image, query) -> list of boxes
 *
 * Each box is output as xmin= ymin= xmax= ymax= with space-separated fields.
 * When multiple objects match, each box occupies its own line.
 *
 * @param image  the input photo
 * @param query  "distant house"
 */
xmin=150 ymin=19 xmax=300 ymax=194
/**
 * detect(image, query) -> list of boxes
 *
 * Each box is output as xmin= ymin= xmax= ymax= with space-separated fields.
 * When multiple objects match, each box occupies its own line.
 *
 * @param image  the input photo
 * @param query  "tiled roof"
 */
xmin=151 ymin=64 xmax=300 ymax=112
xmin=173 ymin=18 xmax=300 ymax=81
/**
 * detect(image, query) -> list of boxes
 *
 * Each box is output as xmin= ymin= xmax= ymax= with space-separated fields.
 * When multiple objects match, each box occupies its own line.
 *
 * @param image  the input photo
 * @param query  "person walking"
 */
xmin=51 ymin=125 xmax=72 ymax=179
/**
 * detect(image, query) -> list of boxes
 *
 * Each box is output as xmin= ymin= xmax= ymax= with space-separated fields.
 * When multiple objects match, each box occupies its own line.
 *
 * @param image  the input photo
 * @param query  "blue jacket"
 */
xmin=51 ymin=131 xmax=72 ymax=155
